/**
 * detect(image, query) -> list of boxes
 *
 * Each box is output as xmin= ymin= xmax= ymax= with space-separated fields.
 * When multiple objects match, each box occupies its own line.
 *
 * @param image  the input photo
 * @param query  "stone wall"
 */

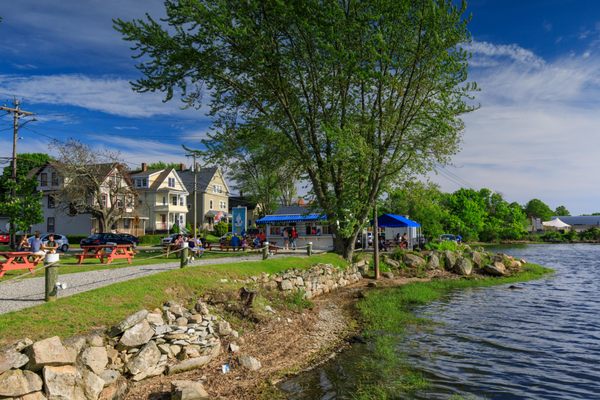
xmin=249 ymin=263 xmax=363 ymax=299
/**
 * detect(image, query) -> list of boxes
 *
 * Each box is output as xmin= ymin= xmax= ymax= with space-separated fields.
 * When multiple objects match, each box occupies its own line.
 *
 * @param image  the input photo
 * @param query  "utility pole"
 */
xmin=373 ymin=203 xmax=380 ymax=279
xmin=0 ymin=99 xmax=34 ymax=248
xmin=183 ymin=145 xmax=200 ymax=240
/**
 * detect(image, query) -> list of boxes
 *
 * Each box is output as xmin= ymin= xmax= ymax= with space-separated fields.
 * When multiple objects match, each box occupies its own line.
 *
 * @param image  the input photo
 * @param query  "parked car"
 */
xmin=355 ymin=232 xmax=373 ymax=248
xmin=161 ymin=233 xmax=182 ymax=246
xmin=80 ymin=233 xmax=136 ymax=247
xmin=0 ymin=231 xmax=9 ymax=245
xmin=41 ymin=233 xmax=70 ymax=252
xmin=439 ymin=234 xmax=462 ymax=243
xmin=116 ymin=233 xmax=139 ymax=247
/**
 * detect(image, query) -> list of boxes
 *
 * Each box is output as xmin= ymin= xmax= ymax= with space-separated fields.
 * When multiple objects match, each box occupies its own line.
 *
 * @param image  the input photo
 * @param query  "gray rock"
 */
xmin=42 ymin=365 xmax=78 ymax=399
xmin=109 ymin=310 xmax=149 ymax=337
xmin=403 ymin=253 xmax=426 ymax=268
xmin=126 ymin=341 xmax=161 ymax=379
xmin=381 ymin=271 xmax=394 ymax=279
xmin=175 ymin=317 xmax=188 ymax=327
xmin=146 ymin=313 xmax=165 ymax=326
xmin=217 ymin=321 xmax=232 ymax=336
xmin=63 ymin=335 xmax=87 ymax=355
xmin=470 ymin=251 xmax=486 ymax=269
xmin=279 ymin=279 xmax=294 ymax=291
xmin=169 ymin=304 xmax=186 ymax=318
xmin=20 ymin=391 xmax=48 ymax=400
xmin=26 ymin=336 xmax=76 ymax=371
xmin=0 ymin=369 xmax=43 ymax=397
xmin=443 ymin=251 xmax=457 ymax=270
xmin=171 ymin=380 xmax=209 ymax=400
xmin=118 ymin=320 xmax=155 ymax=349
xmin=238 ymin=355 xmax=261 ymax=371
xmin=81 ymin=368 xmax=105 ymax=400
xmin=482 ymin=262 xmax=507 ymax=276
xmin=8 ymin=338 xmax=33 ymax=352
xmin=427 ymin=254 xmax=440 ymax=270
xmin=99 ymin=369 xmax=121 ymax=387
xmin=455 ymin=257 xmax=473 ymax=276
xmin=98 ymin=375 xmax=128 ymax=400
xmin=0 ymin=349 xmax=29 ymax=374
xmin=87 ymin=334 xmax=105 ymax=348
xmin=229 ymin=343 xmax=240 ymax=353
xmin=167 ymin=356 xmax=213 ymax=375
xmin=80 ymin=346 xmax=108 ymax=375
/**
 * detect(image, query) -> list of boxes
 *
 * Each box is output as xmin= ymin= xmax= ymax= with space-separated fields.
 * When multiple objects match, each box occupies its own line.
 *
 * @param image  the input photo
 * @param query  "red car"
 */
xmin=0 ymin=232 xmax=10 ymax=245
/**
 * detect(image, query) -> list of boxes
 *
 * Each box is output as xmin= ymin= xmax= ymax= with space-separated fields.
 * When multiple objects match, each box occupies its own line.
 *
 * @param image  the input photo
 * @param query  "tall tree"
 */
xmin=115 ymin=0 xmax=475 ymax=259
xmin=555 ymin=205 xmax=570 ymax=216
xmin=524 ymin=198 xmax=554 ymax=221
xmin=51 ymin=140 xmax=137 ymax=233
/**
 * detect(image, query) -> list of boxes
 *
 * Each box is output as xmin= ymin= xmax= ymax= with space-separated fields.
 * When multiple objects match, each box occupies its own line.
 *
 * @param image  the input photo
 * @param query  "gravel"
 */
xmin=0 ymin=254 xmax=286 ymax=315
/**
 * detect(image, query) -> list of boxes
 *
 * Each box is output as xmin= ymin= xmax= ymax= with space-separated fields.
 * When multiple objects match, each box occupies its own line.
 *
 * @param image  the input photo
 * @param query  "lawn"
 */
xmin=0 ymin=248 xmax=266 ymax=280
xmin=0 ymin=253 xmax=346 ymax=345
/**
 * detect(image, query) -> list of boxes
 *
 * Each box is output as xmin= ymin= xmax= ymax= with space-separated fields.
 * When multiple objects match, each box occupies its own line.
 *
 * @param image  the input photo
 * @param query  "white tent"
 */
xmin=542 ymin=218 xmax=571 ymax=229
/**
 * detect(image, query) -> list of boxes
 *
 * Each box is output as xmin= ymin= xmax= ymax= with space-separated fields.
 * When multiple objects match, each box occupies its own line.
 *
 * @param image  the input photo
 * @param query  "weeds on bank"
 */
xmin=351 ymin=263 xmax=553 ymax=399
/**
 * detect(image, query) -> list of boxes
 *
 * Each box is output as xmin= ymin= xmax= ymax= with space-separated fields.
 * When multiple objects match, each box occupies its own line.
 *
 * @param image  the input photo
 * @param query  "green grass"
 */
xmin=0 ymin=253 xmax=346 ymax=345
xmin=0 ymin=248 xmax=268 ymax=280
xmin=352 ymin=263 xmax=553 ymax=399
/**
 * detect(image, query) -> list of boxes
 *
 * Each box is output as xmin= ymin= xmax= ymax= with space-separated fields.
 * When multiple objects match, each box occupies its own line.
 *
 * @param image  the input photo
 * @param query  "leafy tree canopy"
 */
xmin=146 ymin=161 xmax=182 ymax=170
xmin=524 ymin=198 xmax=554 ymax=221
xmin=555 ymin=205 xmax=570 ymax=216
xmin=115 ymin=0 xmax=475 ymax=259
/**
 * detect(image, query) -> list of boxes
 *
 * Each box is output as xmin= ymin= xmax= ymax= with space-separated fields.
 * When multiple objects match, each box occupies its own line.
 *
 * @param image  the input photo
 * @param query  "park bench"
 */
xmin=0 ymin=251 xmax=40 ymax=277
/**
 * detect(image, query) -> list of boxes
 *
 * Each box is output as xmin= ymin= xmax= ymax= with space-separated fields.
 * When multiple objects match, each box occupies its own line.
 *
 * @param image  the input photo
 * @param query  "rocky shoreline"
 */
xmin=0 ymin=248 xmax=527 ymax=399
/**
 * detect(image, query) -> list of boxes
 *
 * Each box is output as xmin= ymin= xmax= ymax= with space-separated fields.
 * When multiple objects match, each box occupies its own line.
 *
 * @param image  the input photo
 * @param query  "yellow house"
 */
xmin=130 ymin=167 xmax=189 ymax=233
xmin=179 ymin=166 xmax=230 ymax=231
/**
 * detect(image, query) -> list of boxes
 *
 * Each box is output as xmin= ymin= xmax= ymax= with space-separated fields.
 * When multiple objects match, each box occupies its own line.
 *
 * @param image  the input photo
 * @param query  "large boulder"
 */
xmin=403 ymin=253 xmax=426 ymax=269
xmin=170 ymin=380 xmax=210 ymax=400
xmin=238 ymin=355 xmax=261 ymax=371
xmin=109 ymin=310 xmax=149 ymax=337
xmin=470 ymin=251 xmax=487 ymax=269
xmin=443 ymin=251 xmax=457 ymax=270
xmin=482 ymin=262 xmax=507 ymax=276
xmin=99 ymin=375 xmax=129 ymax=400
xmin=80 ymin=346 xmax=108 ymax=375
xmin=455 ymin=257 xmax=473 ymax=276
xmin=118 ymin=320 xmax=154 ymax=349
xmin=42 ymin=365 xmax=78 ymax=400
xmin=26 ymin=337 xmax=76 ymax=371
xmin=126 ymin=341 xmax=161 ymax=380
xmin=0 ymin=369 xmax=43 ymax=398
xmin=0 ymin=349 xmax=29 ymax=374
xmin=427 ymin=253 xmax=440 ymax=270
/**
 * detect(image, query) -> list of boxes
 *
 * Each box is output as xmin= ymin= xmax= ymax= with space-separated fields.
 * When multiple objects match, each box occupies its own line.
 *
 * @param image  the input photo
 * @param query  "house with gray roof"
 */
xmin=552 ymin=216 xmax=600 ymax=232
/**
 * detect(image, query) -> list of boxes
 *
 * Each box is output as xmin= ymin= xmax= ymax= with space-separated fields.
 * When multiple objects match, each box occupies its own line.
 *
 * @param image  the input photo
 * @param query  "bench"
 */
xmin=78 ymin=245 xmax=135 ymax=265
xmin=0 ymin=252 xmax=40 ymax=277
xmin=219 ymin=244 xmax=245 ymax=251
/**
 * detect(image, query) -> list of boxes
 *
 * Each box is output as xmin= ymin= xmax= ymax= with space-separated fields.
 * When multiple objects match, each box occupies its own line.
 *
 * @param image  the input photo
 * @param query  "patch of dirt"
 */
xmin=125 ymin=274 xmax=428 ymax=399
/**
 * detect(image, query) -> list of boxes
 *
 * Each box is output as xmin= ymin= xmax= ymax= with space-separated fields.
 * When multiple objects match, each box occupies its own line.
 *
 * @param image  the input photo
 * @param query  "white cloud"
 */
xmin=0 ymin=74 xmax=210 ymax=119
xmin=464 ymin=40 xmax=545 ymax=68
xmin=431 ymin=43 xmax=600 ymax=214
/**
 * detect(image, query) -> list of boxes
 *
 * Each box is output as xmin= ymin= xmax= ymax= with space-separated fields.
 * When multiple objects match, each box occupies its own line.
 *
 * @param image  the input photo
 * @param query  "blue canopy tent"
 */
xmin=256 ymin=214 xmax=326 ymax=224
xmin=376 ymin=214 xmax=422 ymax=248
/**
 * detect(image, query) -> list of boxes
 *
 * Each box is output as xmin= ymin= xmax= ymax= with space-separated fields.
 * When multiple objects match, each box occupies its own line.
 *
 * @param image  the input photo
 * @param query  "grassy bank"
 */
xmin=352 ymin=263 xmax=554 ymax=399
xmin=0 ymin=253 xmax=345 ymax=346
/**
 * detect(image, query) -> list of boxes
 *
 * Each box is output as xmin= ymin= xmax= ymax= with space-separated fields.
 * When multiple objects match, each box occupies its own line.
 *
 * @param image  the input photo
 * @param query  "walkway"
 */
xmin=0 ymin=253 xmax=302 ymax=315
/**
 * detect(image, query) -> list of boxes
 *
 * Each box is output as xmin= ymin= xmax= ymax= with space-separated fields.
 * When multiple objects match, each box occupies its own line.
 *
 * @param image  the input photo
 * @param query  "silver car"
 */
xmin=41 ymin=233 xmax=70 ymax=252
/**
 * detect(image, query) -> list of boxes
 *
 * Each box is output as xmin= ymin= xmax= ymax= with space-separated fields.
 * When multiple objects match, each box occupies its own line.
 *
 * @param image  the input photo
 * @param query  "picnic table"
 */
xmin=0 ymin=251 xmax=40 ymax=277
xmin=77 ymin=244 xmax=135 ymax=265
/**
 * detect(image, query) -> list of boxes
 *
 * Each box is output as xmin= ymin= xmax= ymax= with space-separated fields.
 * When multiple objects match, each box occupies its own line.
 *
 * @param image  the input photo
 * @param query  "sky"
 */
xmin=1 ymin=1 xmax=600 ymax=214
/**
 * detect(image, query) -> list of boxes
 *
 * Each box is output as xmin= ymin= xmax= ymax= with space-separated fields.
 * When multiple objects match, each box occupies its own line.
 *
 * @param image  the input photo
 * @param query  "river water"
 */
xmin=280 ymin=244 xmax=600 ymax=399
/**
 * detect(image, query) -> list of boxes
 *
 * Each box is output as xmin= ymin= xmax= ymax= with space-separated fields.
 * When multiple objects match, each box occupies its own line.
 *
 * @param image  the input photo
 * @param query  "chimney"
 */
xmin=179 ymin=163 xmax=186 ymax=171
xmin=141 ymin=163 xmax=147 ymax=172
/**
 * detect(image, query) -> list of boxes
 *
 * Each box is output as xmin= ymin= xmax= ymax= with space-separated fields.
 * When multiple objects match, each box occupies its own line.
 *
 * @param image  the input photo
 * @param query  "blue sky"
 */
xmin=1 ymin=1 xmax=600 ymax=214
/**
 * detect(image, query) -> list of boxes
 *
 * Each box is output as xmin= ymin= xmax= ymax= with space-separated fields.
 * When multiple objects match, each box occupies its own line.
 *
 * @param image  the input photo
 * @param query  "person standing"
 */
xmin=291 ymin=227 xmax=298 ymax=250
xmin=282 ymin=227 xmax=289 ymax=250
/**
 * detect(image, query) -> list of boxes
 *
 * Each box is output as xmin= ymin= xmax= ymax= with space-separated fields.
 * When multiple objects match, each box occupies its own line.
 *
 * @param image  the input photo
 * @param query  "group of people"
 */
xmin=281 ymin=227 xmax=299 ymax=250
xmin=17 ymin=231 xmax=58 ymax=262
xmin=171 ymin=234 xmax=205 ymax=257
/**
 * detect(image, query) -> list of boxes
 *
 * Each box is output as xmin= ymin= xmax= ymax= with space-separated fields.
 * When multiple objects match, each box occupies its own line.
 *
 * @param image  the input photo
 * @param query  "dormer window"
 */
xmin=168 ymin=177 xmax=175 ymax=188
xmin=135 ymin=178 xmax=148 ymax=188
xmin=40 ymin=173 xmax=48 ymax=187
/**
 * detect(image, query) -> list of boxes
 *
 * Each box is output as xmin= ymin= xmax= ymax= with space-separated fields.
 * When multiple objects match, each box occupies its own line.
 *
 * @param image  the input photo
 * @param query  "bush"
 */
xmin=425 ymin=240 xmax=460 ymax=252
xmin=139 ymin=234 xmax=163 ymax=245
xmin=213 ymin=221 xmax=228 ymax=237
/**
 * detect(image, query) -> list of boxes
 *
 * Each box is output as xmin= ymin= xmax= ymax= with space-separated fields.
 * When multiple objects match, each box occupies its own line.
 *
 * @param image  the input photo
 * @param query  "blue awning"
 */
xmin=377 ymin=214 xmax=421 ymax=228
xmin=256 ymin=214 xmax=327 ymax=224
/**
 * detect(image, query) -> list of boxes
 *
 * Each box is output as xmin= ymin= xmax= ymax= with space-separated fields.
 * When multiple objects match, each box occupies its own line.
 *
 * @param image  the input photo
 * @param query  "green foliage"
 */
xmin=284 ymin=290 xmax=313 ymax=312
xmin=426 ymin=240 xmax=460 ymax=252
xmin=138 ymin=234 xmax=163 ymax=245
xmin=524 ymin=198 xmax=554 ymax=221
xmin=146 ymin=161 xmax=181 ymax=170
xmin=578 ymin=227 xmax=600 ymax=241
xmin=554 ymin=205 xmax=570 ymax=216
xmin=213 ymin=221 xmax=228 ymax=237
xmin=115 ymin=0 xmax=475 ymax=259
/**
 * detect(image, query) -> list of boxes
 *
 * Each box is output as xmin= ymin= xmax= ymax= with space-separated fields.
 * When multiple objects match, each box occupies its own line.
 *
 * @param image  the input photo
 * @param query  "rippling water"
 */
xmin=281 ymin=244 xmax=600 ymax=399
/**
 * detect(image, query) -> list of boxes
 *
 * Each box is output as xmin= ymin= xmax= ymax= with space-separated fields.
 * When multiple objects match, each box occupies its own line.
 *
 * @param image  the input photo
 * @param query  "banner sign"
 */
xmin=232 ymin=207 xmax=247 ymax=235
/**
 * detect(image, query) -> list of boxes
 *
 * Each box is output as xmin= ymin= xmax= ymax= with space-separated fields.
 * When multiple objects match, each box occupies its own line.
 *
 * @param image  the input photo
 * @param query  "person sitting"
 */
xmin=400 ymin=233 xmax=408 ymax=249
xmin=26 ymin=232 xmax=46 ymax=262
xmin=44 ymin=234 xmax=58 ymax=254
xmin=379 ymin=236 xmax=388 ymax=252
xmin=253 ymin=236 xmax=261 ymax=249
xmin=17 ymin=235 xmax=29 ymax=251
xmin=173 ymin=234 xmax=184 ymax=249
xmin=241 ymin=237 xmax=248 ymax=251
xmin=230 ymin=234 xmax=241 ymax=250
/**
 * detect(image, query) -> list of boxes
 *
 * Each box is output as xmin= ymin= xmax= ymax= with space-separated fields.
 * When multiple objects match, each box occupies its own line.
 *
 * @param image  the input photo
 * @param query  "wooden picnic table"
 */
xmin=77 ymin=244 xmax=135 ymax=265
xmin=0 ymin=251 xmax=40 ymax=277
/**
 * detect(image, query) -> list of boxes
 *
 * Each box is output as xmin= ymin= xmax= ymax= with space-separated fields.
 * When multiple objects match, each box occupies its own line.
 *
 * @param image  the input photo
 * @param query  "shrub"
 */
xmin=213 ymin=221 xmax=228 ymax=237
xmin=139 ymin=234 xmax=163 ymax=245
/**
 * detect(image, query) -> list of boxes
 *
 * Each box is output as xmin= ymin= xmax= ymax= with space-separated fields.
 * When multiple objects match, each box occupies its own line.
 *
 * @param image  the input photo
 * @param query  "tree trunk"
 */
xmin=333 ymin=229 xmax=360 ymax=261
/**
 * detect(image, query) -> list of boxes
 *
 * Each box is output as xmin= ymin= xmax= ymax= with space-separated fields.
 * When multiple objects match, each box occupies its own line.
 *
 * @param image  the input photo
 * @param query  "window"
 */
xmin=172 ymin=196 xmax=177 ymax=206
xmin=101 ymin=194 xmax=107 ymax=208
xmin=51 ymin=172 xmax=59 ymax=186
xmin=168 ymin=177 xmax=175 ymax=188
xmin=179 ymin=214 xmax=184 ymax=225
xmin=169 ymin=214 xmax=174 ymax=223
xmin=179 ymin=196 xmax=184 ymax=206
xmin=123 ymin=219 xmax=131 ymax=229
xmin=47 ymin=195 xmax=55 ymax=209
xmin=209 ymin=200 xmax=213 ymax=209
xmin=162 ymin=196 xmax=166 ymax=206
xmin=220 ymin=201 xmax=226 ymax=209
xmin=40 ymin=173 xmax=48 ymax=187
xmin=47 ymin=217 xmax=55 ymax=233
xmin=213 ymin=184 xmax=223 ymax=193
xmin=135 ymin=178 xmax=147 ymax=188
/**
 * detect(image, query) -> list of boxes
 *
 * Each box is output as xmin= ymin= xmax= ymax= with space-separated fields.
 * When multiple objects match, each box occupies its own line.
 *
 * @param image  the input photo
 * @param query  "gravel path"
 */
xmin=0 ymin=254 xmax=297 ymax=315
